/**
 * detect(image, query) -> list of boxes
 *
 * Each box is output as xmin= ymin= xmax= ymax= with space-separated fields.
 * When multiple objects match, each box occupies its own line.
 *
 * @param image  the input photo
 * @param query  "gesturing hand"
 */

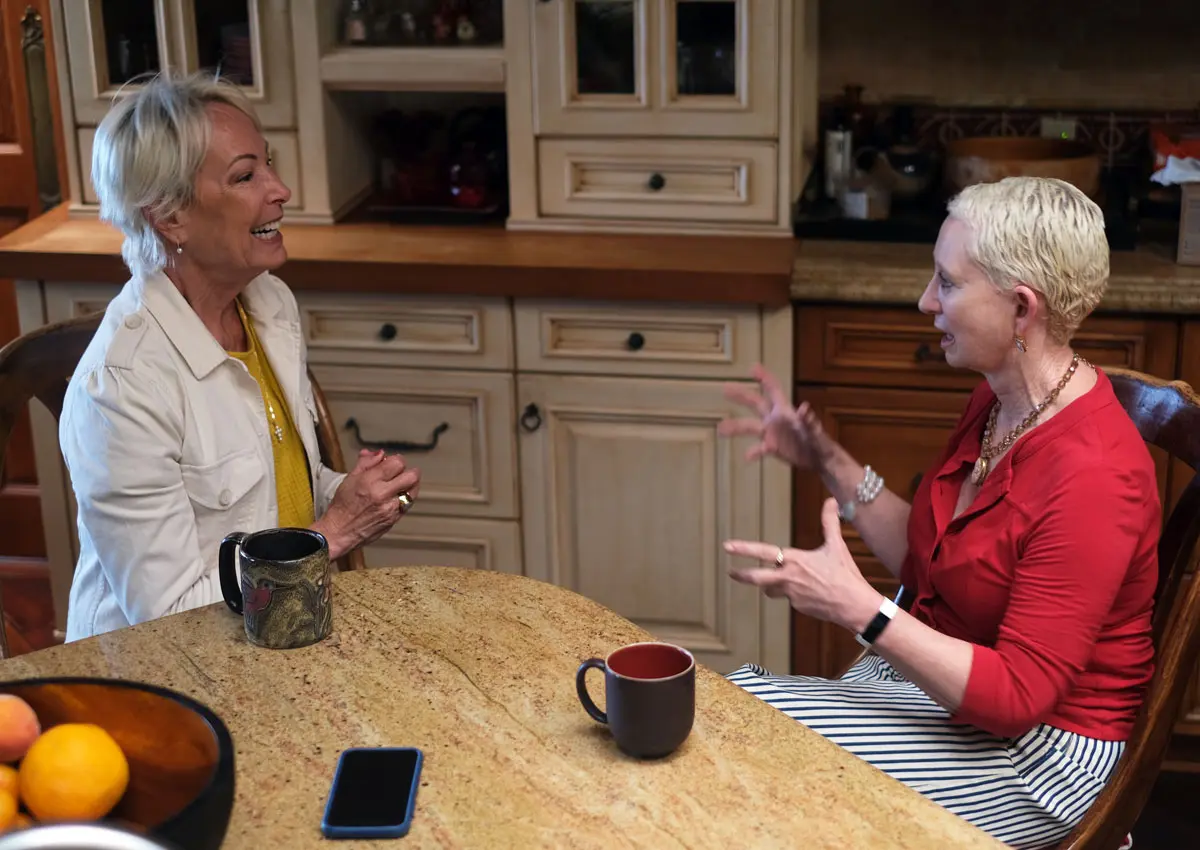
xmin=315 ymin=449 xmax=421 ymax=560
xmin=723 ymin=497 xmax=882 ymax=632
xmin=718 ymin=363 xmax=835 ymax=472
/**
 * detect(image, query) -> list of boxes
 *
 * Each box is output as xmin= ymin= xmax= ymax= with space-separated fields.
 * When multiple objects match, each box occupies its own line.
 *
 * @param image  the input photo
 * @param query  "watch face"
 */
xmin=838 ymin=500 xmax=855 ymax=523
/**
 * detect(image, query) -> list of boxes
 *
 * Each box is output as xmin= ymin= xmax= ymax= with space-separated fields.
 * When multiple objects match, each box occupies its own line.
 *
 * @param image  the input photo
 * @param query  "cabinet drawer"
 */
xmin=515 ymin=300 xmax=761 ymax=378
xmin=538 ymin=138 xmax=778 ymax=224
xmin=298 ymin=294 xmax=512 ymax=370
xmin=797 ymin=306 xmax=1179 ymax=390
xmin=310 ymin=365 xmax=518 ymax=520
xmin=362 ymin=516 xmax=523 ymax=575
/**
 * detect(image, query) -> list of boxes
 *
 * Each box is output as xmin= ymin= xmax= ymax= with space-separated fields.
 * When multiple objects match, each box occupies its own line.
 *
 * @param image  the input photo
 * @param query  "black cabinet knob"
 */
xmin=626 ymin=331 xmax=645 ymax=351
xmin=648 ymin=173 xmax=666 ymax=191
xmin=379 ymin=323 xmax=398 ymax=341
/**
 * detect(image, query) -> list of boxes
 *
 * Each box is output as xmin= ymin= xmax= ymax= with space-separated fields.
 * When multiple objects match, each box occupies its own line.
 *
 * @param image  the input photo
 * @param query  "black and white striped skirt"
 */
xmin=728 ymin=654 xmax=1125 ymax=850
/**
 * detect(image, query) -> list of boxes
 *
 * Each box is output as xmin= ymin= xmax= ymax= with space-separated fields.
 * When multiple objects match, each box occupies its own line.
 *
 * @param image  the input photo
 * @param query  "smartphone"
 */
xmin=321 ymin=747 xmax=423 ymax=840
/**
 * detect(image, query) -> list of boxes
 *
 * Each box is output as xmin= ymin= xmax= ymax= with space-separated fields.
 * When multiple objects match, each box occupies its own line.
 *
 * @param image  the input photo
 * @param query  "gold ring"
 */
xmin=775 ymin=547 xmax=785 ymax=568
xmin=398 ymin=493 xmax=414 ymax=512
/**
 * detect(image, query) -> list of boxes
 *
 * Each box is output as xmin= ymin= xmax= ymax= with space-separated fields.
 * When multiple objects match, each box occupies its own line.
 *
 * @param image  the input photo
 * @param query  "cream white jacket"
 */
xmin=60 ymin=271 xmax=346 ymax=641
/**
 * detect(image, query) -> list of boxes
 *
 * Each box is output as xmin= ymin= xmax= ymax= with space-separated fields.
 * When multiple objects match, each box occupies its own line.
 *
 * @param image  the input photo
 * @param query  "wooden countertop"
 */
xmin=793 ymin=239 xmax=1200 ymax=315
xmin=0 ymin=207 xmax=795 ymax=307
xmin=0 ymin=567 xmax=1000 ymax=849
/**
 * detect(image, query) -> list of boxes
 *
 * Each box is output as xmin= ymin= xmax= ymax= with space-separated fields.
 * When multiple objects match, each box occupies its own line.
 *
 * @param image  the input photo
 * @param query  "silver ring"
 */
xmin=775 ymin=547 xmax=785 ymax=568
xmin=397 ymin=492 xmax=414 ymax=513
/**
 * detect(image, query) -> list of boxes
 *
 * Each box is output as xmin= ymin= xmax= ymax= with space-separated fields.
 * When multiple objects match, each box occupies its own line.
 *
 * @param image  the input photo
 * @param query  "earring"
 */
xmin=175 ymin=243 xmax=183 ymax=255
xmin=1014 ymin=335 xmax=1027 ymax=353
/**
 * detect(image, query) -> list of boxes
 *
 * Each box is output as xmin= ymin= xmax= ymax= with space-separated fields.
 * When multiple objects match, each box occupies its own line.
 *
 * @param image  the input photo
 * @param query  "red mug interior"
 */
xmin=607 ymin=642 xmax=693 ymax=680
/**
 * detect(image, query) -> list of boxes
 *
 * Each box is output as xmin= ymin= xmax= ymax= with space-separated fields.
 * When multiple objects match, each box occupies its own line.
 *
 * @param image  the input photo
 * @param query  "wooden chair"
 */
xmin=0 ymin=313 xmax=103 ymax=660
xmin=1060 ymin=369 xmax=1200 ymax=849
xmin=0 ymin=312 xmax=362 ymax=659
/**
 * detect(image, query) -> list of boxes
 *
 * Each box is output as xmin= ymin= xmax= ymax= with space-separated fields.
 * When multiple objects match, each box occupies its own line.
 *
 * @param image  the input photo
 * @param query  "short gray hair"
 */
xmin=947 ymin=176 xmax=1110 ymax=343
xmin=91 ymin=71 xmax=261 ymax=277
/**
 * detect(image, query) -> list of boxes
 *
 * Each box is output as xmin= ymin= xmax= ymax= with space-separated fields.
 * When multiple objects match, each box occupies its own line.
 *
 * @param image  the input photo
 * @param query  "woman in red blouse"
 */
xmin=721 ymin=176 xmax=1157 ymax=850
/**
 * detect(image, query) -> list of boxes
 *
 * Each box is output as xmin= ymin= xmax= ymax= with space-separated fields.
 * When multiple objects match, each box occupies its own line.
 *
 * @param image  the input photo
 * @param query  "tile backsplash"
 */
xmin=819 ymin=0 xmax=1200 ymax=111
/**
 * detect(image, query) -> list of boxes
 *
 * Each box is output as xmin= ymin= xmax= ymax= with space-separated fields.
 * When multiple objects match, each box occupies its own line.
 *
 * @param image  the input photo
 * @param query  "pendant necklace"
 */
xmin=972 ymin=353 xmax=1083 ymax=486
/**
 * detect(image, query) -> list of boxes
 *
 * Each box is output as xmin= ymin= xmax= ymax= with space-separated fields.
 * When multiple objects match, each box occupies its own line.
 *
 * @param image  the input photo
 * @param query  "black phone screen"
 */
xmin=326 ymin=748 xmax=420 ymax=828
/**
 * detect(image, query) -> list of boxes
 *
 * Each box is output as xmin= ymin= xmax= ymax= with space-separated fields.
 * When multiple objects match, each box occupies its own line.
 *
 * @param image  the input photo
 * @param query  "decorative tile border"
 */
xmin=818 ymin=102 xmax=1198 ymax=168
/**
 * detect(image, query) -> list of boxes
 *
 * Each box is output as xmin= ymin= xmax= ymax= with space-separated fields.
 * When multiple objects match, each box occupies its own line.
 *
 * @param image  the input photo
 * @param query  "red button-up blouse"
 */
xmin=900 ymin=369 xmax=1158 ymax=740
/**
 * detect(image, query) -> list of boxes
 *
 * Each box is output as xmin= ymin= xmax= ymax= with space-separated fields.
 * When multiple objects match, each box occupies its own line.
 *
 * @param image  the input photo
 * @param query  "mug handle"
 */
xmin=218 ymin=531 xmax=248 ymax=615
xmin=575 ymin=659 xmax=608 ymax=724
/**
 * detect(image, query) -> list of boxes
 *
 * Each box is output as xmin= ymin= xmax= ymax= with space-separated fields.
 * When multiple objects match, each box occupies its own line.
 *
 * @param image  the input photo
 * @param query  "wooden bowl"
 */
xmin=0 ymin=679 xmax=234 ymax=850
xmin=943 ymin=136 xmax=1101 ymax=198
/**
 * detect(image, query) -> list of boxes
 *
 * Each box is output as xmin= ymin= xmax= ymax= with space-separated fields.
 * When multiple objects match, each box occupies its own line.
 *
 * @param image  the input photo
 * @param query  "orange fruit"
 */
xmin=0 ymin=765 xmax=17 ymax=801
xmin=11 ymin=813 xmax=33 ymax=830
xmin=19 ymin=724 xmax=129 ymax=822
xmin=0 ymin=789 xmax=16 ymax=831
xmin=0 ymin=695 xmax=40 ymax=763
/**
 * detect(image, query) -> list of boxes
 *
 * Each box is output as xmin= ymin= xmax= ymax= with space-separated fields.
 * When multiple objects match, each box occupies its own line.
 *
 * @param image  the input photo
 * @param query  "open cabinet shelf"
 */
xmin=319 ymin=46 xmax=505 ymax=93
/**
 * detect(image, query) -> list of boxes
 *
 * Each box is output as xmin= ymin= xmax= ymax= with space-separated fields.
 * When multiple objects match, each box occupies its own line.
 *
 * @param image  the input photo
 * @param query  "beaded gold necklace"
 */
xmin=971 ymin=353 xmax=1083 ymax=486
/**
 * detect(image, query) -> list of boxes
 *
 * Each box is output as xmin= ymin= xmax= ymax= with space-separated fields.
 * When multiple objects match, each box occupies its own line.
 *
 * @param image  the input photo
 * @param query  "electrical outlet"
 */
xmin=1040 ymin=117 xmax=1077 ymax=140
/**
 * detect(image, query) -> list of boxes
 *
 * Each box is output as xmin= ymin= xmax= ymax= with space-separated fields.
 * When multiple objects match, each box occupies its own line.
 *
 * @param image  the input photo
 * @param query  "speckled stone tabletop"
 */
xmin=0 ymin=567 xmax=1002 ymax=849
xmin=794 ymin=240 xmax=1200 ymax=314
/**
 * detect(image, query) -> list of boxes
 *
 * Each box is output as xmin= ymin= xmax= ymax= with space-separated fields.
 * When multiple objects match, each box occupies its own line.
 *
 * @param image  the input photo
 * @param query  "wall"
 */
xmin=818 ymin=0 xmax=1200 ymax=111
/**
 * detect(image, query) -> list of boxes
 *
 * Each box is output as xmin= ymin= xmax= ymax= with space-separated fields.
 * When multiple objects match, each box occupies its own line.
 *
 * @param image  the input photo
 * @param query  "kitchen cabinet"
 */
xmin=15 ymin=282 xmax=793 ymax=677
xmin=506 ymin=0 xmax=808 ymax=235
xmin=531 ymin=0 xmax=779 ymax=138
xmin=60 ymin=0 xmax=294 ymax=127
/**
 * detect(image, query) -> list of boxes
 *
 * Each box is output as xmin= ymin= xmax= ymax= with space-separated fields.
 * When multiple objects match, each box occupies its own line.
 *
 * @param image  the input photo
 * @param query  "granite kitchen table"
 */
xmin=0 ymin=567 xmax=1002 ymax=849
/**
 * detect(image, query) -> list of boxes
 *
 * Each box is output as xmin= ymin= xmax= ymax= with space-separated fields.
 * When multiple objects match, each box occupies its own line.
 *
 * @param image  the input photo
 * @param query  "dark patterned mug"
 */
xmin=576 ymin=641 xmax=695 ymax=758
xmin=218 ymin=527 xmax=333 ymax=649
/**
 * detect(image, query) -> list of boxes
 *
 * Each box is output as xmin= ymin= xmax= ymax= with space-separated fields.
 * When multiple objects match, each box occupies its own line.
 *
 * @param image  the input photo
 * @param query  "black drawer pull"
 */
xmin=914 ymin=342 xmax=946 ymax=363
xmin=626 ymin=331 xmax=645 ymax=351
xmin=378 ymin=323 xmax=398 ymax=341
xmin=520 ymin=403 xmax=543 ymax=432
xmin=345 ymin=418 xmax=449 ymax=453
xmin=648 ymin=173 xmax=666 ymax=191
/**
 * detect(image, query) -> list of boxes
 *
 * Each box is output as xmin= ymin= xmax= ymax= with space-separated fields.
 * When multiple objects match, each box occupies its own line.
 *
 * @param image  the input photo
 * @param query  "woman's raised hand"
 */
xmin=313 ymin=449 xmax=421 ymax=560
xmin=718 ymin=364 xmax=835 ymax=472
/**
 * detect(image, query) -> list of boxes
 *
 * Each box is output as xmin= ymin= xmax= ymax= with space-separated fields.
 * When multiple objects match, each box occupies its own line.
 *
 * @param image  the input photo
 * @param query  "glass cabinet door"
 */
xmin=175 ymin=0 xmax=295 ymax=129
xmin=533 ymin=0 xmax=651 ymax=135
xmin=659 ymin=0 xmax=778 ymax=137
xmin=61 ymin=0 xmax=174 ymax=124
xmin=533 ymin=0 xmax=777 ymax=137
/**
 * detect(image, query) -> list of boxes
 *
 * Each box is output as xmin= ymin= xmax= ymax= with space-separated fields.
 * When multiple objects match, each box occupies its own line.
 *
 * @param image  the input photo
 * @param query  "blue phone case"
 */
xmin=321 ymin=747 xmax=423 ymax=840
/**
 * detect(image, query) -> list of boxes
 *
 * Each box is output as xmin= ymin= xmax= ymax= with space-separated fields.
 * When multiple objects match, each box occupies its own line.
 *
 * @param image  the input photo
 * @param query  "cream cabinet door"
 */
xmin=171 ymin=0 xmax=296 ymax=129
xmin=517 ymin=373 xmax=764 ymax=673
xmin=533 ymin=0 xmax=779 ymax=137
xmin=61 ymin=0 xmax=178 ymax=125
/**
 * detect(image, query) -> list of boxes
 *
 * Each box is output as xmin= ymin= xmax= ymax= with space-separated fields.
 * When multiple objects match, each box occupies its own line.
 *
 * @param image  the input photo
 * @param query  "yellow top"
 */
xmin=226 ymin=300 xmax=315 ymax=529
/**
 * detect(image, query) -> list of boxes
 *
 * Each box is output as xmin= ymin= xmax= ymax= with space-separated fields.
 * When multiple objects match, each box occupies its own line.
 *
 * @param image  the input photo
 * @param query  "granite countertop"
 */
xmin=0 ymin=567 xmax=1001 ymax=849
xmin=794 ymin=240 xmax=1200 ymax=314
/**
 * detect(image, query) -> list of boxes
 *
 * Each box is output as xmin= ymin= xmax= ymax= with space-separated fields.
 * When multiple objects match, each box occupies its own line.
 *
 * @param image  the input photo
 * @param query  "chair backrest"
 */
xmin=0 ymin=312 xmax=361 ymax=659
xmin=309 ymin=372 xmax=365 ymax=572
xmin=0 ymin=312 xmax=102 ymax=659
xmin=1062 ymin=368 xmax=1200 ymax=849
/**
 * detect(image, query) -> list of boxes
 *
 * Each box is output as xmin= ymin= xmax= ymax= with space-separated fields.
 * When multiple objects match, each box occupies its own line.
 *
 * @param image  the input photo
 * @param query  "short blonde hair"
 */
xmin=947 ymin=176 xmax=1110 ymax=343
xmin=91 ymin=70 xmax=261 ymax=277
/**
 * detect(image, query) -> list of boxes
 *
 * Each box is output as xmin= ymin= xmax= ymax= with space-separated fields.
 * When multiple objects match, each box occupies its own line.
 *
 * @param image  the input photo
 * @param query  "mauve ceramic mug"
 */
xmin=576 ymin=641 xmax=696 ymax=758
xmin=218 ymin=527 xmax=333 ymax=650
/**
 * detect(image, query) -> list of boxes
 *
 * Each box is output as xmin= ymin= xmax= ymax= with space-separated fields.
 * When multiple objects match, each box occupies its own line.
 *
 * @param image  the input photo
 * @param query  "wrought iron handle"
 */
xmin=378 ymin=323 xmax=398 ymax=341
xmin=626 ymin=331 xmax=645 ymax=351
xmin=648 ymin=173 xmax=666 ymax=191
xmin=344 ymin=418 xmax=449 ymax=453
xmin=520 ymin=403 xmax=543 ymax=432
xmin=914 ymin=342 xmax=945 ymax=363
